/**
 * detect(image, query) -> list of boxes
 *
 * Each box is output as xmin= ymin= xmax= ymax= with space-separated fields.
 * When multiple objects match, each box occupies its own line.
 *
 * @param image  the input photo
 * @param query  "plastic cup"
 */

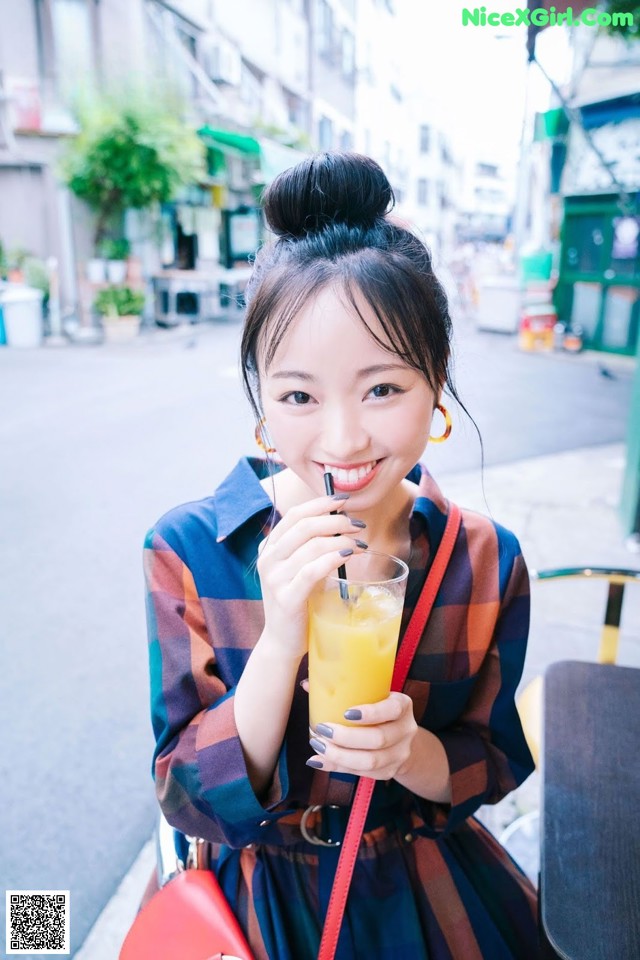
xmin=307 ymin=551 xmax=409 ymax=728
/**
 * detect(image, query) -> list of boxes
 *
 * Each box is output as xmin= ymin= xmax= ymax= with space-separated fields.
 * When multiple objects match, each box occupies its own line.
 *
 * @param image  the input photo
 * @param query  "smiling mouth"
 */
xmin=321 ymin=460 xmax=381 ymax=485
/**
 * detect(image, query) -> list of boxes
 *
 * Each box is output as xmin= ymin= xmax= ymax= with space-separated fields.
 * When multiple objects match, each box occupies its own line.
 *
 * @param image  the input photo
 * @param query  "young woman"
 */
xmin=144 ymin=152 xmax=539 ymax=959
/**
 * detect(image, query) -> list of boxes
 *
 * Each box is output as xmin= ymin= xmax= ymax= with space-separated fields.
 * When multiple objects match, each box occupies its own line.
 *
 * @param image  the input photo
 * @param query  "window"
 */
xmin=611 ymin=216 xmax=640 ymax=277
xmin=285 ymin=91 xmax=308 ymax=130
xmin=341 ymin=29 xmax=355 ymax=80
xmin=476 ymin=162 xmax=498 ymax=178
xmin=564 ymin=214 xmax=607 ymax=275
xmin=36 ymin=0 xmax=98 ymax=102
xmin=240 ymin=61 xmax=263 ymax=113
xmin=316 ymin=0 xmax=333 ymax=57
xmin=318 ymin=115 xmax=333 ymax=150
xmin=419 ymin=124 xmax=430 ymax=154
xmin=175 ymin=23 xmax=199 ymax=99
xmin=417 ymin=178 xmax=429 ymax=206
xmin=340 ymin=129 xmax=353 ymax=151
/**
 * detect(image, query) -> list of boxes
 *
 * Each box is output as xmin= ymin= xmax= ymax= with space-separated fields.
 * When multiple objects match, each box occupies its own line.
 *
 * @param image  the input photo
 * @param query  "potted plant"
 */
xmin=5 ymin=247 xmax=31 ymax=284
xmin=59 ymin=91 xmax=205 ymax=283
xmin=0 ymin=239 xmax=8 ymax=280
xmin=101 ymin=237 xmax=130 ymax=284
xmin=94 ymin=285 xmax=145 ymax=343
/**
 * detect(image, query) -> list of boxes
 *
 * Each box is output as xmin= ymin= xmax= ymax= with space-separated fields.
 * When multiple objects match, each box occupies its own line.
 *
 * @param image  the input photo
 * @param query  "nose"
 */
xmin=321 ymin=402 xmax=371 ymax=461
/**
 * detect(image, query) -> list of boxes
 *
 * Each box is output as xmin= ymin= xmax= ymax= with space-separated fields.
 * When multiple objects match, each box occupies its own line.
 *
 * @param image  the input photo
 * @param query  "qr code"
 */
xmin=6 ymin=891 xmax=70 ymax=955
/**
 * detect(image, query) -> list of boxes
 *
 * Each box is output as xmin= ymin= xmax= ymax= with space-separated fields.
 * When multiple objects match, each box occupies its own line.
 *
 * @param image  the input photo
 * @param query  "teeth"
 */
xmin=324 ymin=461 xmax=377 ymax=483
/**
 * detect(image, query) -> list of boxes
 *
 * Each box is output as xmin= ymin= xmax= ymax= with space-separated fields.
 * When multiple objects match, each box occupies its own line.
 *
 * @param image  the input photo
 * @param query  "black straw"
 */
xmin=324 ymin=470 xmax=350 ymax=601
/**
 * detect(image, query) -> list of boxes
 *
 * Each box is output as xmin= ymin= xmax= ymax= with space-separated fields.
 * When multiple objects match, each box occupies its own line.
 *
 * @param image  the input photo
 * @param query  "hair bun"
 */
xmin=262 ymin=151 xmax=394 ymax=238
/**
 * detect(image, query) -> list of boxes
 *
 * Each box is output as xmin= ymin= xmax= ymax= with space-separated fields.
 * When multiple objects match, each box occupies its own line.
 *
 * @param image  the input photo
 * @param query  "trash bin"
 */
xmin=0 ymin=285 xmax=44 ymax=347
xmin=475 ymin=275 xmax=521 ymax=333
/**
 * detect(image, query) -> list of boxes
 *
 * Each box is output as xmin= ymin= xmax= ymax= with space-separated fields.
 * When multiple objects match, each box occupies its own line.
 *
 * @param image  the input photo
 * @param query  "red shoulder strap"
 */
xmin=391 ymin=502 xmax=462 ymax=693
xmin=317 ymin=503 xmax=462 ymax=960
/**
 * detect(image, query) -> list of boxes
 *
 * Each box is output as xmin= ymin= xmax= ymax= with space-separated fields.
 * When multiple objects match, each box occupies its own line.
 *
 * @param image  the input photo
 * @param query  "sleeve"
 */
xmin=144 ymin=527 xmax=291 ymax=847
xmin=415 ymin=544 xmax=534 ymax=838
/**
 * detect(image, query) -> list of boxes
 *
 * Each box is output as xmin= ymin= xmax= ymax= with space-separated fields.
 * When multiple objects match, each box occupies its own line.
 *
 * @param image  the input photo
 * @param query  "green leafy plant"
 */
xmin=100 ymin=237 xmax=131 ymax=261
xmin=23 ymin=257 xmax=50 ymax=304
xmin=94 ymin=285 xmax=145 ymax=318
xmin=602 ymin=1 xmax=640 ymax=39
xmin=6 ymin=247 xmax=31 ymax=273
xmin=60 ymin=91 xmax=206 ymax=250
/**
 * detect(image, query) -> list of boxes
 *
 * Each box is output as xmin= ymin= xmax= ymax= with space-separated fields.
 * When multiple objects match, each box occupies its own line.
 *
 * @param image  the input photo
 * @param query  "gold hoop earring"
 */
xmin=429 ymin=403 xmax=452 ymax=444
xmin=255 ymin=417 xmax=277 ymax=454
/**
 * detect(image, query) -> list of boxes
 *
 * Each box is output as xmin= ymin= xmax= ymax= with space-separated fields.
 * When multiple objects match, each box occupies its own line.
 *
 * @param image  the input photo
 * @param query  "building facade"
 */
xmin=0 ymin=0 xmax=467 ymax=330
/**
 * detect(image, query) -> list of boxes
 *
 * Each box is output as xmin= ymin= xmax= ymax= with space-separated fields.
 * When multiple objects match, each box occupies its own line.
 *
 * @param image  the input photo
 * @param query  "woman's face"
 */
xmin=259 ymin=284 xmax=438 ymax=510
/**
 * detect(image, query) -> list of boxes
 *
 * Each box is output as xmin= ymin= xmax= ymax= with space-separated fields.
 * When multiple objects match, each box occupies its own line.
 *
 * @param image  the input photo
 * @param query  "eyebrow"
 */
xmin=269 ymin=363 xmax=409 ymax=381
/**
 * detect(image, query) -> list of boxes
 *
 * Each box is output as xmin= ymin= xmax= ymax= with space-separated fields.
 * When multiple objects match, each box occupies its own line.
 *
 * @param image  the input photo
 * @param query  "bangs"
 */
xmin=241 ymin=231 xmax=452 ymax=421
xmin=340 ymin=251 xmax=448 ymax=395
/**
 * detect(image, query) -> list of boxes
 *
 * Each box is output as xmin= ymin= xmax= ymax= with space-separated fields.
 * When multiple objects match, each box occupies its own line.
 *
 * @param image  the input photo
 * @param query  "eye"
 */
xmin=369 ymin=383 xmax=402 ymax=399
xmin=280 ymin=390 xmax=313 ymax=405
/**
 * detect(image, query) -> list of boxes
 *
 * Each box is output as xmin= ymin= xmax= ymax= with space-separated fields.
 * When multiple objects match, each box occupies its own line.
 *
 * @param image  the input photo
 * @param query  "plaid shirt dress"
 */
xmin=144 ymin=456 xmax=539 ymax=960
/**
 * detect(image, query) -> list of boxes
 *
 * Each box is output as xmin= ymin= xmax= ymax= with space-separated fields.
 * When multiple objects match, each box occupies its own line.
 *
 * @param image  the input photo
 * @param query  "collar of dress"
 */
xmin=214 ymin=456 xmax=450 ymax=544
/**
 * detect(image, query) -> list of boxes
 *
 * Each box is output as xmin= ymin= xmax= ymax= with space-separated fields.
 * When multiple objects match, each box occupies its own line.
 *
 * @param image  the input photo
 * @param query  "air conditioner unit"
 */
xmin=206 ymin=38 xmax=242 ymax=86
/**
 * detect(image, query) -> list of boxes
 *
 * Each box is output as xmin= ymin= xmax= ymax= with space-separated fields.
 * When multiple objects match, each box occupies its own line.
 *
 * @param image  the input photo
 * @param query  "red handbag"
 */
xmin=120 ymin=504 xmax=461 ymax=960
xmin=119 ymin=867 xmax=253 ymax=960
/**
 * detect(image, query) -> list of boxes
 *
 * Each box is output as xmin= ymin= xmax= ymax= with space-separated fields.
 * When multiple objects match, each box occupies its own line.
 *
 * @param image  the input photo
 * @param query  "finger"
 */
xmin=265 ymin=512 xmax=366 ymax=563
xmin=338 ymin=692 xmax=409 ymax=728
xmin=262 ymin=494 xmax=351 ymax=549
xmin=300 ymin=678 xmax=309 ymax=693
xmin=281 ymin=544 xmax=367 ymax=604
xmin=260 ymin=532 xmax=367 ymax=602
xmin=306 ymin=742 xmax=398 ymax=779
xmin=311 ymin=719 xmax=402 ymax=753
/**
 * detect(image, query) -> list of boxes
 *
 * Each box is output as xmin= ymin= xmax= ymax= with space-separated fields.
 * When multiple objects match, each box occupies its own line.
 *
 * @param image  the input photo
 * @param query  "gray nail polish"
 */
xmin=339 ymin=548 xmax=354 ymax=557
xmin=315 ymin=723 xmax=334 ymax=738
xmin=344 ymin=708 xmax=362 ymax=721
xmin=331 ymin=493 xmax=350 ymax=500
xmin=354 ymin=539 xmax=368 ymax=550
xmin=349 ymin=519 xmax=367 ymax=529
xmin=306 ymin=758 xmax=323 ymax=769
xmin=309 ymin=737 xmax=326 ymax=754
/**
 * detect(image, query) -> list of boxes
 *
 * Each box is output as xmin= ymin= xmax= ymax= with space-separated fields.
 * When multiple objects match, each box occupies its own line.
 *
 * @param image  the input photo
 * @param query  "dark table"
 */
xmin=541 ymin=660 xmax=640 ymax=959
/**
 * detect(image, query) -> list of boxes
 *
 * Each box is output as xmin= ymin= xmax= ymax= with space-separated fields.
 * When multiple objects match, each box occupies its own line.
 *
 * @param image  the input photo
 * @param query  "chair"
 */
xmin=517 ymin=567 xmax=640 ymax=767
xmin=500 ymin=566 xmax=640 ymax=890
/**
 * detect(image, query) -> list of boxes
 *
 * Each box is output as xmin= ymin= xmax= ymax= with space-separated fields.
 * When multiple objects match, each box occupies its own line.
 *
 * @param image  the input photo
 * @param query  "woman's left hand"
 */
xmin=307 ymin=692 xmax=418 ymax=781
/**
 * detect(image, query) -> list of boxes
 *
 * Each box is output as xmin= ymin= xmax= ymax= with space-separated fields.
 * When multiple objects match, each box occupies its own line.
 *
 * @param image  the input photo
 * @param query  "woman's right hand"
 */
xmin=256 ymin=495 xmax=367 ymax=658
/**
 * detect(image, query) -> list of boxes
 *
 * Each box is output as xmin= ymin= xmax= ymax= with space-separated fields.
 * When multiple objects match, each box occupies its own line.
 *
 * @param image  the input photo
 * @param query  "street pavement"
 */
xmin=0 ymin=315 xmax=637 ymax=957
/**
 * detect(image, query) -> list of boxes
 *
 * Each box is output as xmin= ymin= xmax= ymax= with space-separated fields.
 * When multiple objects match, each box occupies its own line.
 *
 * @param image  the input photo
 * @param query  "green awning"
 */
xmin=534 ymin=108 xmax=569 ymax=142
xmin=198 ymin=126 xmax=308 ymax=182
xmin=198 ymin=126 xmax=262 ymax=157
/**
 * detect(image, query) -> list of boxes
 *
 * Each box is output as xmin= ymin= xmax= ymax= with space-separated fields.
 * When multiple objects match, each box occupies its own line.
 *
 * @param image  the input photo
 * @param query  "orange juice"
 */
xmin=308 ymin=586 xmax=403 ymax=728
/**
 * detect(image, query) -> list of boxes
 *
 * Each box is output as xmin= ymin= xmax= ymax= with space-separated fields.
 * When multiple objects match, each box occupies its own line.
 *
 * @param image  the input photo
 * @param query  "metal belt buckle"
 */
xmin=300 ymin=804 xmax=341 ymax=847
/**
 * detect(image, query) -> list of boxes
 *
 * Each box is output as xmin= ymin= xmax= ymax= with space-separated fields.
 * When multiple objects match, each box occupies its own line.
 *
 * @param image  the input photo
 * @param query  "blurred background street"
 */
xmin=1 ymin=0 xmax=639 ymax=955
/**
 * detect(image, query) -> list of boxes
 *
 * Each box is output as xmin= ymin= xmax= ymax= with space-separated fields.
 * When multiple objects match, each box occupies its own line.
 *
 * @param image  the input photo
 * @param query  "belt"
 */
xmin=298 ymin=802 xmax=419 ymax=848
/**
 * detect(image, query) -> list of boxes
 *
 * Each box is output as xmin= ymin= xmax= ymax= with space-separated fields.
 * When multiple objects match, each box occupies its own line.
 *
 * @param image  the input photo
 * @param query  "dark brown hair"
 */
xmin=240 ymin=151 xmax=475 ymax=454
